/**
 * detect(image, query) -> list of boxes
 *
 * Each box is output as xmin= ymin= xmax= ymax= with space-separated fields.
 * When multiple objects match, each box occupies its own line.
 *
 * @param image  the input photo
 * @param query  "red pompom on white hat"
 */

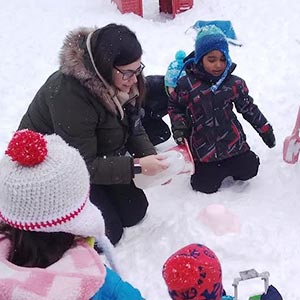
xmin=5 ymin=129 xmax=47 ymax=166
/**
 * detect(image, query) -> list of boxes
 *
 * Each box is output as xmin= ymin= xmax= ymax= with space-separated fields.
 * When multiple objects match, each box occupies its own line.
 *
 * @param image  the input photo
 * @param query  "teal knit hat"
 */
xmin=194 ymin=25 xmax=230 ymax=64
xmin=180 ymin=25 xmax=232 ymax=93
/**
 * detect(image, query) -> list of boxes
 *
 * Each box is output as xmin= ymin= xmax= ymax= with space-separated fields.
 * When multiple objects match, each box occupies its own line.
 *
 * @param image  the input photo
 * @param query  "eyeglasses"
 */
xmin=114 ymin=62 xmax=145 ymax=80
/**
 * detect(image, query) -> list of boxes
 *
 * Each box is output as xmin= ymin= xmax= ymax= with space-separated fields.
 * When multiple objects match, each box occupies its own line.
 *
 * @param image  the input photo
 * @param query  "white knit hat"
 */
xmin=0 ymin=129 xmax=117 ymax=271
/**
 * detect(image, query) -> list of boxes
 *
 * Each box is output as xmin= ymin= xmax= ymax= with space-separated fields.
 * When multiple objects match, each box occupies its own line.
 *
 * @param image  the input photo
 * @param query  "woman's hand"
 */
xmin=139 ymin=154 xmax=169 ymax=176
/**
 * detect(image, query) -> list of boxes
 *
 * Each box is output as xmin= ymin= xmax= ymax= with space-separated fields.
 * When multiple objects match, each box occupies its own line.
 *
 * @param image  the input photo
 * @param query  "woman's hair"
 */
xmin=90 ymin=23 xmax=146 ymax=103
xmin=0 ymin=223 xmax=75 ymax=268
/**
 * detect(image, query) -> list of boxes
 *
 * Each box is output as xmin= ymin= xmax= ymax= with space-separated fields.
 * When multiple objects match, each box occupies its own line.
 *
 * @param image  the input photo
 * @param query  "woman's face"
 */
xmin=202 ymin=50 xmax=226 ymax=77
xmin=112 ymin=58 xmax=144 ymax=93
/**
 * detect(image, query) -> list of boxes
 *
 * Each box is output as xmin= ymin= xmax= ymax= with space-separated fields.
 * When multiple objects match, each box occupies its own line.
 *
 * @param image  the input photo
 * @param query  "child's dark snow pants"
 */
xmin=191 ymin=150 xmax=260 ymax=194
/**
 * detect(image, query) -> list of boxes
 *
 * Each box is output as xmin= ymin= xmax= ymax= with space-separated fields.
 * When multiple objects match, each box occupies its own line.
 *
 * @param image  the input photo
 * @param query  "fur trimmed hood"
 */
xmin=59 ymin=27 xmax=118 ymax=115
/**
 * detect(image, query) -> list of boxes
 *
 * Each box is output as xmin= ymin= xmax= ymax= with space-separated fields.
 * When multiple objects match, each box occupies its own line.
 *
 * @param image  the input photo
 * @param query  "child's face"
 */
xmin=202 ymin=50 xmax=227 ymax=77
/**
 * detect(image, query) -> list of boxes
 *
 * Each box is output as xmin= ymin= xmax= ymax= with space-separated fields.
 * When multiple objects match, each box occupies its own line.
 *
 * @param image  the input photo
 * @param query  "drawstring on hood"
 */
xmin=86 ymin=31 xmax=125 ymax=119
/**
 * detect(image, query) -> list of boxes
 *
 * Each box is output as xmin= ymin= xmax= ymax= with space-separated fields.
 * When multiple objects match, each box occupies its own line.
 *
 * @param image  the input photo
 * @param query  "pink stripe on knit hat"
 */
xmin=0 ymin=193 xmax=88 ymax=231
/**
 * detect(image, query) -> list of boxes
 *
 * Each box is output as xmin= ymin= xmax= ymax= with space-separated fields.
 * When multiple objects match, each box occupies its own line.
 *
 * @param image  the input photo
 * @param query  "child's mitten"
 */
xmin=259 ymin=123 xmax=276 ymax=148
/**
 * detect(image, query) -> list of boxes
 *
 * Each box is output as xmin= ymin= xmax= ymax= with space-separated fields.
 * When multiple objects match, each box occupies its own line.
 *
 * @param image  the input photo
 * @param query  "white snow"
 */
xmin=1 ymin=0 xmax=300 ymax=299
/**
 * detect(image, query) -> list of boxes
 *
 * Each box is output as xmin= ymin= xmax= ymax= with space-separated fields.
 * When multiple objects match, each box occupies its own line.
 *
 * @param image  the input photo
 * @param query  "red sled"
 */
xmin=283 ymin=106 xmax=300 ymax=164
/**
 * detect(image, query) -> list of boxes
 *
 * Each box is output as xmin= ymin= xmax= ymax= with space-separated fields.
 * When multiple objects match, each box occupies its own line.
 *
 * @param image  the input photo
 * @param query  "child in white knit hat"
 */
xmin=0 ymin=129 xmax=144 ymax=300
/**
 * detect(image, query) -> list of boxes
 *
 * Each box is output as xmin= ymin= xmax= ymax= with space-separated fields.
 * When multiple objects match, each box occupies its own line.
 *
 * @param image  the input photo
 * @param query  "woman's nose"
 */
xmin=129 ymin=74 xmax=138 ymax=84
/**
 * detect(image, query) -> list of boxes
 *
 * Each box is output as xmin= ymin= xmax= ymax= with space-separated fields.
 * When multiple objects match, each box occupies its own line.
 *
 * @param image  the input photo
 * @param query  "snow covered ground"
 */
xmin=1 ymin=0 xmax=300 ymax=299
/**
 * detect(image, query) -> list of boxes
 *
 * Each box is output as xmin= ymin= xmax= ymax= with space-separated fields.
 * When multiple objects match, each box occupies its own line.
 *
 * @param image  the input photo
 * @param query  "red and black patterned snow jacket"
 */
xmin=168 ymin=63 xmax=269 ymax=163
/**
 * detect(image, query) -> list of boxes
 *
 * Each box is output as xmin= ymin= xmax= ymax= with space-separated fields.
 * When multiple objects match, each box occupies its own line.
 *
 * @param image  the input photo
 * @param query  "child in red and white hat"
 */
xmin=0 ymin=129 xmax=144 ymax=300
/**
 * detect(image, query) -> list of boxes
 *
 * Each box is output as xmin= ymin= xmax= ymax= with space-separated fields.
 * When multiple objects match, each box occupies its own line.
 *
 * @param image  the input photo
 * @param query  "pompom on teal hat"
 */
xmin=165 ymin=50 xmax=187 ymax=88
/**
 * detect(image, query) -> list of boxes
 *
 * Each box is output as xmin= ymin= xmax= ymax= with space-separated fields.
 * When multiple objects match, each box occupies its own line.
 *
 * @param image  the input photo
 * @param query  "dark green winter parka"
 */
xmin=18 ymin=28 xmax=156 ymax=185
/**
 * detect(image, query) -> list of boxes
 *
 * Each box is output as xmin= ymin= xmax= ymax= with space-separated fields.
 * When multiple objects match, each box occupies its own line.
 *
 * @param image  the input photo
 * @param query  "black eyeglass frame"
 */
xmin=114 ymin=62 xmax=145 ymax=80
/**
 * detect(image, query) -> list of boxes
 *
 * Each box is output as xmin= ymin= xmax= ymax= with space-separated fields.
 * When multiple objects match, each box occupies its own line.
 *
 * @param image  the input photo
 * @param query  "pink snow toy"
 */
xmin=198 ymin=204 xmax=241 ymax=236
xmin=283 ymin=106 xmax=300 ymax=164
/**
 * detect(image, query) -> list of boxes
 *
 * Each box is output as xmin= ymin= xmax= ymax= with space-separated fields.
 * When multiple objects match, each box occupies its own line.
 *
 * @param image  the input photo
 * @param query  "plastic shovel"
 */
xmin=230 ymin=269 xmax=282 ymax=300
xmin=232 ymin=269 xmax=270 ymax=300
xmin=283 ymin=106 xmax=300 ymax=163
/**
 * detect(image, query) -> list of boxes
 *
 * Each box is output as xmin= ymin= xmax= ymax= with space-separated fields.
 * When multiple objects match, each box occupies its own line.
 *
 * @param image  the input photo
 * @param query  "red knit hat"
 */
xmin=162 ymin=244 xmax=223 ymax=300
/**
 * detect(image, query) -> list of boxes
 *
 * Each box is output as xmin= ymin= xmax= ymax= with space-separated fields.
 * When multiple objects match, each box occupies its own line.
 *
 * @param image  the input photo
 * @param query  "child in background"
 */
xmin=168 ymin=25 xmax=276 ymax=194
xmin=162 ymin=244 xmax=282 ymax=300
xmin=0 ymin=129 xmax=144 ymax=300
xmin=162 ymin=243 xmax=230 ymax=300
xmin=165 ymin=50 xmax=187 ymax=95
xmin=143 ymin=75 xmax=172 ymax=145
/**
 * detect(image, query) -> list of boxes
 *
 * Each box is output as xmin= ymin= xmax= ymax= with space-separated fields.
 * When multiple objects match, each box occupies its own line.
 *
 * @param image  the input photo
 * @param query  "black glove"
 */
xmin=173 ymin=130 xmax=187 ymax=145
xmin=259 ymin=124 xmax=276 ymax=148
